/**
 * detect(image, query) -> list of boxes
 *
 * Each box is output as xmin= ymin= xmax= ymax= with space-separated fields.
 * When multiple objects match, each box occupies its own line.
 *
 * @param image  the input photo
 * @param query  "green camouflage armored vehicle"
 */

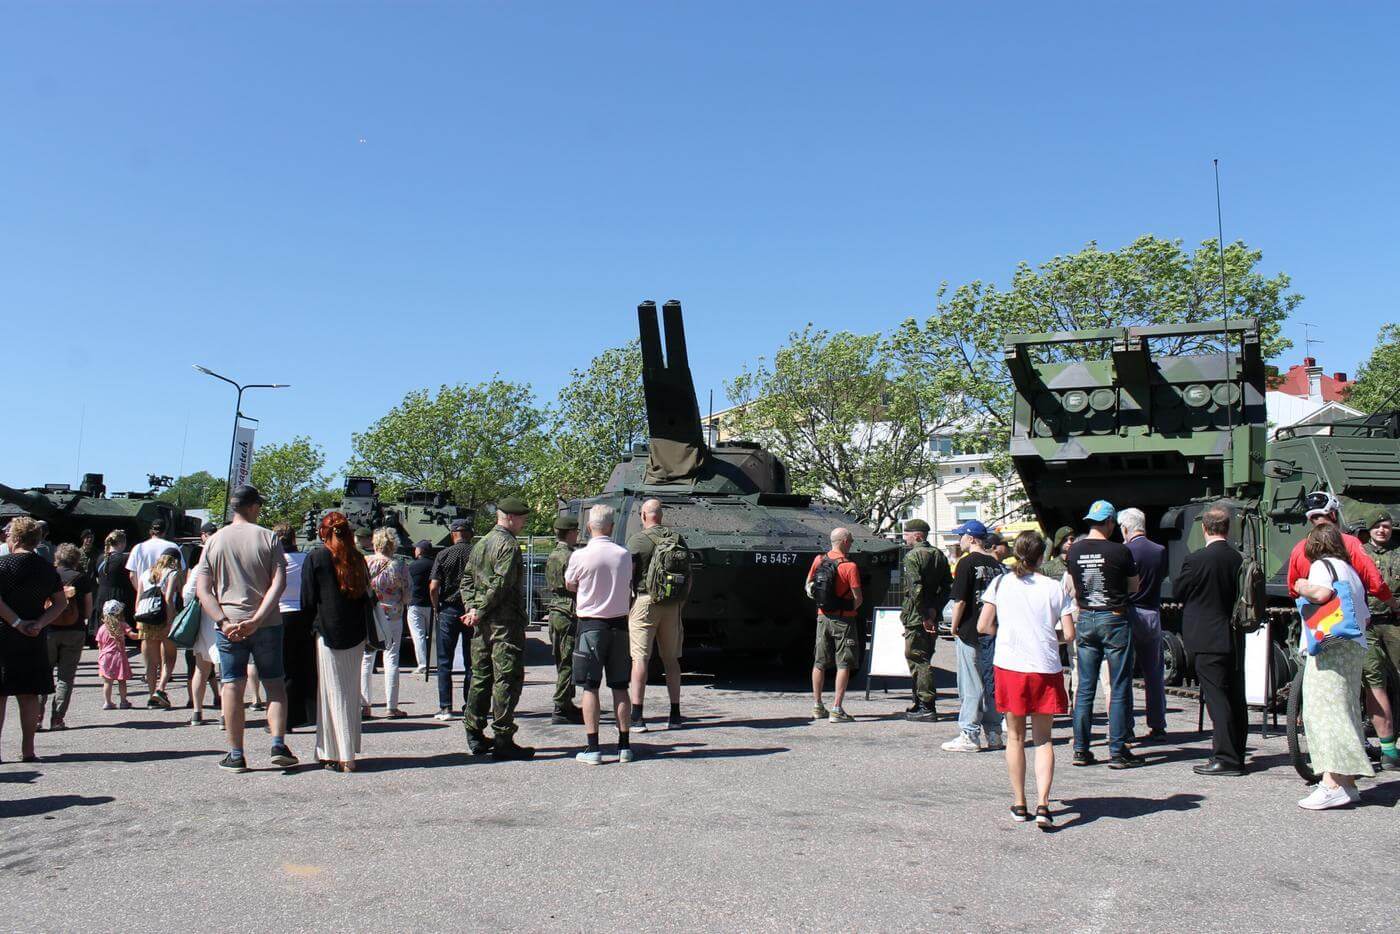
xmin=567 ymin=300 xmax=900 ymax=662
xmin=303 ymin=477 xmax=473 ymax=553
xmin=0 ymin=473 xmax=200 ymax=548
xmin=1005 ymin=319 xmax=1400 ymax=691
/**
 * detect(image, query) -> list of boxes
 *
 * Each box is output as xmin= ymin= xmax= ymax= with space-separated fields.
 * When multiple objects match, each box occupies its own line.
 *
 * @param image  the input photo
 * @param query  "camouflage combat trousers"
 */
xmin=904 ymin=625 xmax=937 ymax=707
xmin=463 ymin=616 xmax=526 ymax=739
xmin=548 ymin=610 xmax=577 ymax=709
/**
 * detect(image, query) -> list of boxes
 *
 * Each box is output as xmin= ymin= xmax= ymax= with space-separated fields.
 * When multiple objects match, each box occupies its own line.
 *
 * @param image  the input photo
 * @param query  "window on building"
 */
xmin=955 ymin=505 xmax=980 ymax=523
xmin=928 ymin=435 xmax=954 ymax=456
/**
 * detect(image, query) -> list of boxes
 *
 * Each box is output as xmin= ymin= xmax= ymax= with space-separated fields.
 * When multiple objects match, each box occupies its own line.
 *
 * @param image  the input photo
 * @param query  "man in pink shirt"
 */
xmin=565 ymin=504 xmax=635 ymax=765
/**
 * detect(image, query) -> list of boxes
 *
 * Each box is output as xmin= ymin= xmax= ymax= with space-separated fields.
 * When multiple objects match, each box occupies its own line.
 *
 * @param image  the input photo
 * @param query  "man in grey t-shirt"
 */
xmin=196 ymin=485 xmax=295 ymax=773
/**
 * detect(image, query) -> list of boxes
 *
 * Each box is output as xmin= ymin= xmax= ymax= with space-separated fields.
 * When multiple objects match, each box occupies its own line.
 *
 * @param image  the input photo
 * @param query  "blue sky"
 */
xmin=3 ymin=2 xmax=1396 ymax=493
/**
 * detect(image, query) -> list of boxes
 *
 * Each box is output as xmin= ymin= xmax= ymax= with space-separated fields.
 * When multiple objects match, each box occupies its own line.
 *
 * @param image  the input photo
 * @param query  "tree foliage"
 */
xmin=249 ymin=436 xmax=335 ymax=529
xmin=348 ymin=380 xmax=546 ymax=530
xmin=158 ymin=470 xmax=226 ymax=517
xmin=1347 ymin=323 xmax=1400 ymax=414
xmin=891 ymin=236 xmax=1301 ymax=513
xmin=726 ymin=327 xmax=961 ymax=532
xmin=528 ymin=341 xmax=646 ymax=513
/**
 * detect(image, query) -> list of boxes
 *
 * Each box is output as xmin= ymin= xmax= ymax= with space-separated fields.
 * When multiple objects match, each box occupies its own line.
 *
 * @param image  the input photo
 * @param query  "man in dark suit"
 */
xmin=1176 ymin=502 xmax=1247 ymax=776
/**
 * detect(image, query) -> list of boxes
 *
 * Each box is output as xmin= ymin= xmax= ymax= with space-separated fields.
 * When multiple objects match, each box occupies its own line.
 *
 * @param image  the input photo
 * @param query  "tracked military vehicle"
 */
xmin=568 ymin=300 xmax=899 ymax=661
xmin=0 ymin=473 xmax=199 ymax=547
xmin=302 ymin=477 xmax=473 ymax=553
xmin=1005 ymin=319 xmax=1400 ymax=691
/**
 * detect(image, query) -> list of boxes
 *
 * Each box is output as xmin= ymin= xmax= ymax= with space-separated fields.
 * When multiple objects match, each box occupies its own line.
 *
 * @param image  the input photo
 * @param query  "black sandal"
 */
xmin=1035 ymin=805 xmax=1054 ymax=831
xmin=1010 ymin=804 xmax=1030 ymax=822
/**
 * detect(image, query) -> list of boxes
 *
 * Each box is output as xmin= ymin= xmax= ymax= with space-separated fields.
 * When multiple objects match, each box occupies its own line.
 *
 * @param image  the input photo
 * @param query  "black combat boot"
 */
xmin=905 ymin=703 xmax=938 ymax=722
xmin=551 ymin=704 xmax=584 ymax=725
xmin=465 ymin=729 xmax=494 ymax=756
xmin=491 ymin=737 xmax=536 ymax=761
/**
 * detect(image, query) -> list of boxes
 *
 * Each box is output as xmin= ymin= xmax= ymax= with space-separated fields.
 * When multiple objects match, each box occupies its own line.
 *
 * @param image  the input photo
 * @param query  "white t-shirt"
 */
xmin=1303 ymin=556 xmax=1370 ymax=649
xmin=280 ymin=551 xmax=307 ymax=613
xmin=985 ymin=571 xmax=1069 ymax=674
xmin=128 ymin=536 xmax=185 ymax=584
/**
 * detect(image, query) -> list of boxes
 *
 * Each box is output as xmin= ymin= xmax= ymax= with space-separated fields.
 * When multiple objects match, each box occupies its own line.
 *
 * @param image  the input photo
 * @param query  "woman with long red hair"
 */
xmin=300 ymin=511 xmax=373 ymax=771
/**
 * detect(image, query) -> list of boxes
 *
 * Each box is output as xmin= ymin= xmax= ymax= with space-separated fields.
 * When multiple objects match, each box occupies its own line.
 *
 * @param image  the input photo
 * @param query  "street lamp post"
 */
xmin=193 ymin=365 xmax=289 ymax=523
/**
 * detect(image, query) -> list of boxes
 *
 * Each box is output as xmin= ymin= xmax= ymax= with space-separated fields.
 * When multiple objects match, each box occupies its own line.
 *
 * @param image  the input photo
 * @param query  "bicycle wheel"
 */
xmin=1285 ymin=660 xmax=1320 ymax=785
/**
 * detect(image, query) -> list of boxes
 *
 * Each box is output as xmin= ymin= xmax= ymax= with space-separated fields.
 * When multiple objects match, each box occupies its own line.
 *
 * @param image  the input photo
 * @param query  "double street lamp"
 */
xmin=192 ymin=365 xmax=290 ymax=523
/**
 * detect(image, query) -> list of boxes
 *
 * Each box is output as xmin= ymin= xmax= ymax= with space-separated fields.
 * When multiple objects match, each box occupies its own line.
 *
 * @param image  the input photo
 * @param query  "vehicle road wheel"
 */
xmin=1285 ymin=661 xmax=1320 ymax=785
xmin=1161 ymin=631 xmax=1187 ymax=687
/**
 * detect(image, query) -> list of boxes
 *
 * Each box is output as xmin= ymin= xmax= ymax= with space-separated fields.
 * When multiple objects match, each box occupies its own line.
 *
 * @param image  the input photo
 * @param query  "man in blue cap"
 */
xmin=1065 ymin=500 xmax=1142 ymax=769
xmin=940 ymin=519 xmax=1005 ymax=753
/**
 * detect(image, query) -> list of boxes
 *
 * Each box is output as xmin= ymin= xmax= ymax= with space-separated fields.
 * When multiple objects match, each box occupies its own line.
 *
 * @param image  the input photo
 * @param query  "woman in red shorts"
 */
xmin=978 ymin=531 xmax=1075 ymax=830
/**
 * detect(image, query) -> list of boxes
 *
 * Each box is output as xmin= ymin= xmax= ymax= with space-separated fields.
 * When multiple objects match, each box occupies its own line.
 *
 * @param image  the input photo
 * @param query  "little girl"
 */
xmin=96 ymin=599 xmax=139 ymax=709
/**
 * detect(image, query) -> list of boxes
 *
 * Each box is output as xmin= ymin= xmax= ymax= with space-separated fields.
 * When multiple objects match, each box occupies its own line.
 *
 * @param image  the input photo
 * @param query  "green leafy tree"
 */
xmin=348 ymin=379 xmax=546 ymax=530
xmin=891 ymin=236 xmax=1300 ymax=514
xmin=158 ymin=470 xmax=226 ymax=517
xmin=1347 ymin=323 xmax=1400 ymax=413
xmin=526 ymin=341 xmax=646 ymax=525
xmin=725 ymin=327 xmax=962 ymax=532
xmin=249 ymin=436 xmax=334 ymax=529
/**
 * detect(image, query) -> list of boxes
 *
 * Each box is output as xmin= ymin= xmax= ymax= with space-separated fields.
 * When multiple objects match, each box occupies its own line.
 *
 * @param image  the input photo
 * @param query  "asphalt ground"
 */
xmin=1 ymin=633 xmax=1395 ymax=933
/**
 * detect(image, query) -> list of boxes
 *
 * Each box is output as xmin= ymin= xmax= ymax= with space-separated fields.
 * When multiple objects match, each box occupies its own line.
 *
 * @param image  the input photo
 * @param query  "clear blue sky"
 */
xmin=4 ymin=2 xmax=1396 ymax=493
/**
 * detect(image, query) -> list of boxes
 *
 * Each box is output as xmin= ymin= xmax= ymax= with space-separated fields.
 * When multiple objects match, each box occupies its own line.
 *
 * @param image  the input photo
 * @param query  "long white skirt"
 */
xmin=317 ymin=635 xmax=364 ymax=763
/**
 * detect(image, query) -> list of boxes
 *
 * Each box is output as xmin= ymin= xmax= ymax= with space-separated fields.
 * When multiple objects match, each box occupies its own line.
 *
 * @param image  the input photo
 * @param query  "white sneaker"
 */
xmin=1298 ymin=784 xmax=1353 ymax=810
xmin=941 ymin=733 xmax=981 ymax=753
xmin=984 ymin=732 xmax=1005 ymax=751
xmin=433 ymin=709 xmax=452 ymax=721
xmin=413 ymin=666 xmax=428 ymax=674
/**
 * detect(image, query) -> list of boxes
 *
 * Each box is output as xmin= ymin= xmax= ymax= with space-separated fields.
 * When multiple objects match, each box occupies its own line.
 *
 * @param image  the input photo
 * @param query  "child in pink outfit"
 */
xmin=96 ymin=599 xmax=138 ymax=709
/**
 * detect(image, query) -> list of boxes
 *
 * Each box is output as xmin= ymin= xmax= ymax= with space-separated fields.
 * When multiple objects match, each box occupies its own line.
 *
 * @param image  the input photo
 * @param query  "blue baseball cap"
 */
xmin=950 ymin=519 xmax=988 ymax=538
xmin=1084 ymin=500 xmax=1116 ymax=522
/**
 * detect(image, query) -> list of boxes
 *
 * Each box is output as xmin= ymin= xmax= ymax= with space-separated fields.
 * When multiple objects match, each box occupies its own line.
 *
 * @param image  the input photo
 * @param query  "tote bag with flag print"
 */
xmin=1295 ymin=558 xmax=1365 ymax=656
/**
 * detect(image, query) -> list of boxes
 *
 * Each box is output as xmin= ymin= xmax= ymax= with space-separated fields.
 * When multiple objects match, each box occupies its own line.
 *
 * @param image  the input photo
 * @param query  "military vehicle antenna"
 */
xmin=1213 ymin=158 xmax=1238 ymax=489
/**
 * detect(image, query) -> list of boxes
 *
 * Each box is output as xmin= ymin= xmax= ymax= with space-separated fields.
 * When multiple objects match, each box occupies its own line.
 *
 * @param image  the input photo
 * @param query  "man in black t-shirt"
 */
xmin=941 ymin=520 xmax=1005 ymax=753
xmin=429 ymin=520 xmax=473 ymax=719
xmin=406 ymin=540 xmax=434 ymax=675
xmin=1065 ymin=500 xmax=1142 ymax=769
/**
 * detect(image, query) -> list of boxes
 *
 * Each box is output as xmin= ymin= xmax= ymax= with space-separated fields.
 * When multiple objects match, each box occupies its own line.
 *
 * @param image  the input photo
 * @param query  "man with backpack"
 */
xmin=627 ymin=499 xmax=691 ymax=732
xmin=808 ymin=527 xmax=864 ymax=723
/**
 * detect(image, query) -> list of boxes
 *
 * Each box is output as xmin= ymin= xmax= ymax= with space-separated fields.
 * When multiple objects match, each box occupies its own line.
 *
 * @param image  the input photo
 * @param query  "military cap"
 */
xmin=414 ymin=539 xmax=432 ymax=551
xmin=496 ymin=495 xmax=532 ymax=516
xmin=1050 ymin=526 xmax=1075 ymax=552
xmin=903 ymin=518 xmax=931 ymax=534
xmin=553 ymin=514 xmax=579 ymax=532
xmin=1365 ymin=506 xmax=1393 ymax=529
xmin=449 ymin=518 xmax=471 ymax=532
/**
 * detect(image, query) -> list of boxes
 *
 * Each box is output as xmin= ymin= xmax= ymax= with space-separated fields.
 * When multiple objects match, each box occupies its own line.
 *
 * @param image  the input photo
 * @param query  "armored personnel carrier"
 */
xmin=303 ymin=477 xmax=473 ymax=553
xmin=568 ymin=300 xmax=899 ymax=661
xmin=0 ymin=473 xmax=199 ymax=546
xmin=1005 ymin=319 xmax=1400 ymax=690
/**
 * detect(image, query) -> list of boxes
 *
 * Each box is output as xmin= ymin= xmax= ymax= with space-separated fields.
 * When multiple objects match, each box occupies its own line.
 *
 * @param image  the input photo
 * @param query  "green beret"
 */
xmin=903 ymin=519 xmax=931 ymax=533
xmin=553 ymin=514 xmax=579 ymax=532
xmin=1051 ymin=526 xmax=1075 ymax=552
xmin=1365 ymin=506 xmax=1393 ymax=529
xmin=496 ymin=495 xmax=532 ymax=516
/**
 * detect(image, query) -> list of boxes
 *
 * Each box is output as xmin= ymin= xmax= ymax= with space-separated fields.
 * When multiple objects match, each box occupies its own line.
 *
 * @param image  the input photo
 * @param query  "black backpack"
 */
xmin=810 ymin=556 xmax=853 ymax=614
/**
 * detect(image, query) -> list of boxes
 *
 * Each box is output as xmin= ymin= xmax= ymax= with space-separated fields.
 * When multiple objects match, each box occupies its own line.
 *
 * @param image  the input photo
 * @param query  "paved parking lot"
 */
xmin=2 ymin=634 xmax=1395 ymax=932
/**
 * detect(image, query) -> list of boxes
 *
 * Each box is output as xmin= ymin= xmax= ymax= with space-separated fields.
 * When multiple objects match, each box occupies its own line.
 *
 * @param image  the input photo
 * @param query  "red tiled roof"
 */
xmin=1272 ymin=357 xmax=1353 ymax=402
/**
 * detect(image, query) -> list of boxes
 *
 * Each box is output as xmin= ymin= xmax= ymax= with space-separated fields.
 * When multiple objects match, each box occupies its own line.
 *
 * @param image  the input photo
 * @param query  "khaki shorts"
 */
xmin=629 ymin=593 xmax=683 ymax=663
xmin=137 ymin=622 xmax=169 ymax=641
xmin=1362 ymin=619 xmax=1400 ymax=689
xmin=814 ymin=613 xmax=861 ymax=671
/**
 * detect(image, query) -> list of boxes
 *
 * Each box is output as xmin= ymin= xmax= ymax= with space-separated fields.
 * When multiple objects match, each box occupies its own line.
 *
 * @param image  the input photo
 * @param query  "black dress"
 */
xmin=0 ymin=552 xmax=63 ymax=696
xmin=93 ymin=550 xmax=137 ymax=631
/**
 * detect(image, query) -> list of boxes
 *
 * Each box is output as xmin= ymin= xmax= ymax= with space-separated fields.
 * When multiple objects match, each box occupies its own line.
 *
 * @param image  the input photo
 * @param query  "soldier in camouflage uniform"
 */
xmin=545 ymin=515 xmax=583 ymax=725
xmin=900 ymin=519 xmax=952 ymax=722
xmin=1361 ymin=508 xmax=1400 ymax=770
xmin=1040 ymin=526 xmax=1075 ymax=582
xmin=460 ymin=495 xmax=535 ymax=760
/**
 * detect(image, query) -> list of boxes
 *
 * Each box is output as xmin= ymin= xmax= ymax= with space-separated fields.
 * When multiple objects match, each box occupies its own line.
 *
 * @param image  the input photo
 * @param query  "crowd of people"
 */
xmin=1 ymin=484 xmax=1397 ymax=819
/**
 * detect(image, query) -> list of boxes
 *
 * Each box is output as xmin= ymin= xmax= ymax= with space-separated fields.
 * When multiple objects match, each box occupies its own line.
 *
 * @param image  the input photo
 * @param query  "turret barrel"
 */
xmin=637 ymin=300 xmax=708 ymax=484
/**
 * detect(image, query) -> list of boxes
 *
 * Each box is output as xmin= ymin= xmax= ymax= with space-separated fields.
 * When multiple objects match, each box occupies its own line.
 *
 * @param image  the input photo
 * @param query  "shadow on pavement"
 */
xmin=362 ymin=720 xmax=447 ymax=733
xmin=696 ymin=716 xmax=815 ymax=731
xmin=634 ymin=741 xmax=789 ymax=761
xmin=1360 ymin=781 xmax=1400 ymax=808
xmin=44 ymin=749 xmax=217 ymax=764
xmin=0 ymin=770 xmax=41 ymax=784
xmin=0 ymin=794 xmax=116 ymax=819
xmin=64 ymin=719 xmax=198 ymax=731
xmin=354 ymin=751 xmax=478 ymax=772
xmin=1053 ymin=792 xmax=1204 ymax=829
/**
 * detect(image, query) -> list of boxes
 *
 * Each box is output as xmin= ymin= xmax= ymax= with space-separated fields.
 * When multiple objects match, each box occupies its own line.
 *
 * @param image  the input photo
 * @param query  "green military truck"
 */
xmin=1005 ymin=319 xmax=1400 ymax=697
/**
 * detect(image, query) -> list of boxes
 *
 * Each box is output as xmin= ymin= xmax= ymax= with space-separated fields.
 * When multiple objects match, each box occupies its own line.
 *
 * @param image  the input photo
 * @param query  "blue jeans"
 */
xmin=435 ymin=605 xmax=470 ymax=710
xmin=1130 ymin=607 xmax=1167 ymax=733
xmin=956 ymin=638 xmax=999 ymax=739
xmin=215 ymin=623 xmax=285 ymax=682
xmin=1073 ymin=609 xmax=1134 ymax=755
xmin=977 ymin=633 xmax=997 ymax=717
